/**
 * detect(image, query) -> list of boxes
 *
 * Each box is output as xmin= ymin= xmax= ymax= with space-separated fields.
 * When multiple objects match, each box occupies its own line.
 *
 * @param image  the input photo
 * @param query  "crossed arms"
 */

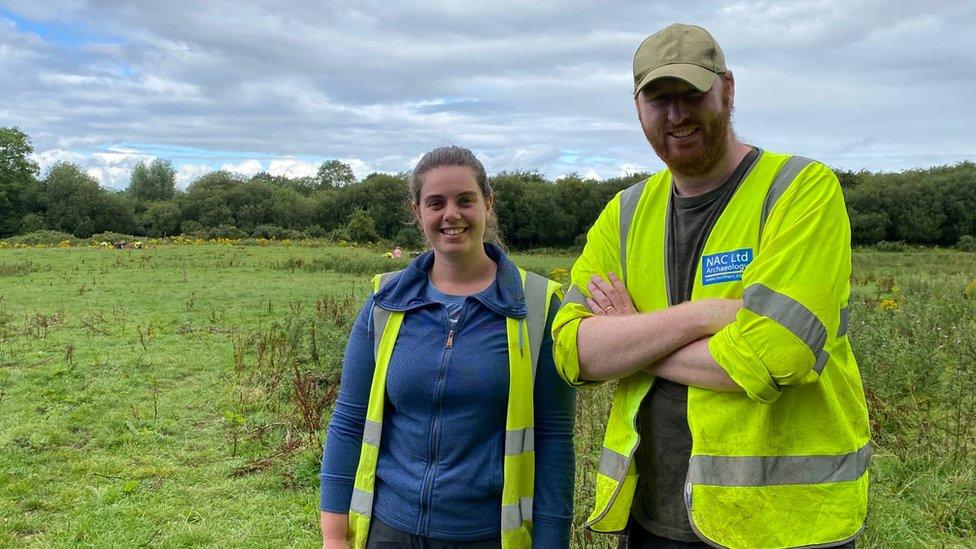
xmin=576 ymin=272 xmax=742 ymax=390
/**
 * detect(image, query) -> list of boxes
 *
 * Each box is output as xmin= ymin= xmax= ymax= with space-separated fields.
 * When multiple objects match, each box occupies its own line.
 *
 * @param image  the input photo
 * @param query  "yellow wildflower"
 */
xmin=964 ymin=279 xmax=976 ymax=300
xmin=879 ymin=299 xmax=900 ymax=311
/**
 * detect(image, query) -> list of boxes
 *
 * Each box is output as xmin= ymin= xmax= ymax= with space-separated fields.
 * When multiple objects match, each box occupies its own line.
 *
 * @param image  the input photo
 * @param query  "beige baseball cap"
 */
xmin=633 ymin=23 xmax=726 ymax=96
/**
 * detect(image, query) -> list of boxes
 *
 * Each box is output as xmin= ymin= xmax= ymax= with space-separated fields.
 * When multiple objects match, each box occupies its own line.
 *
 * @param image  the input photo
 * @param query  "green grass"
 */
xmin=0 ymin=243 xmax=973 ymax=547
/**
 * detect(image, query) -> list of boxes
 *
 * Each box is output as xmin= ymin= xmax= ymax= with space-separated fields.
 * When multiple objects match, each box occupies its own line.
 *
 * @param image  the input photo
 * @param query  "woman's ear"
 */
xmin=485 ymin=193 xmax=494 ymax=213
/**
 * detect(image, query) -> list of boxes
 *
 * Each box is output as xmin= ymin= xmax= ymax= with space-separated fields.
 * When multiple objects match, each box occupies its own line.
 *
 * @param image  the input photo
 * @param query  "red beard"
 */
xmin=648 ymin=88 xmax=733 ymax=178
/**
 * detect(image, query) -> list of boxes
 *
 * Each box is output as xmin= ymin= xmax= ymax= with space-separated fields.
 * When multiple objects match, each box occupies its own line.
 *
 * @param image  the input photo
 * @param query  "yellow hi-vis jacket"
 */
xmin=348 ymin=269 xmax=562 ymax=548
xmin=553 ymin=151 xmax=871 ymax=548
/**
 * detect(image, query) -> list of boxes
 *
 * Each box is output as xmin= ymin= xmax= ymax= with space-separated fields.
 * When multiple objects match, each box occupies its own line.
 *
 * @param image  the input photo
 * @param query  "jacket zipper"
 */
xmin=418 ymin=305 xmax=461 ymax=533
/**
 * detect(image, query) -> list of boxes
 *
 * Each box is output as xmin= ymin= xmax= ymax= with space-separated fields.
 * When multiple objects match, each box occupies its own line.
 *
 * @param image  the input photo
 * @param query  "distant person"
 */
xmin=320 ymin=146 xmax=575 ymax=548
xmin=552 ymin=24 xmax=870 ymax=548
xmin=391 ymin=246 xmax=402 ymax=259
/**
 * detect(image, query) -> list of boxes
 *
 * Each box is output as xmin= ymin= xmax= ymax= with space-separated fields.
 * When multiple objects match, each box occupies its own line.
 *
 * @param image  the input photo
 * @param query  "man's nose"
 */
xmin=667 ymin=98 xmax=689 ymax=125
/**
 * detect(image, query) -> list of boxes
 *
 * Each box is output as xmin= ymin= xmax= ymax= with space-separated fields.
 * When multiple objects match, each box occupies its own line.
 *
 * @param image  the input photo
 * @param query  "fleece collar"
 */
xmin=372 ymin=243 xmax=527 ymax=319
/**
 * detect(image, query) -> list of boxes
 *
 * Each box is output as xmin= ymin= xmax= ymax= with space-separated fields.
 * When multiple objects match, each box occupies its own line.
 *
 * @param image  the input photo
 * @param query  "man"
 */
xmin=552 ymin=23 xmax=870 ymax=548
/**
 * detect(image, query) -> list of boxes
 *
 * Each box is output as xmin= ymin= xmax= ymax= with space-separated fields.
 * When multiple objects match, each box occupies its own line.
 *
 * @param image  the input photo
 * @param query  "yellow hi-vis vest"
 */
xmin=347 ymin=268 xmax=563 ymax=549
xmin=553 ymin=151 xmax=871 ymax=548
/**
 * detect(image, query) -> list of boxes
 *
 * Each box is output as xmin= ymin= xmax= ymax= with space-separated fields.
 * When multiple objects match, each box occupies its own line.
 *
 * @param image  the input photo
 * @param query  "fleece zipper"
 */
xmin=417 ymin=301 xmax=466 ymax=534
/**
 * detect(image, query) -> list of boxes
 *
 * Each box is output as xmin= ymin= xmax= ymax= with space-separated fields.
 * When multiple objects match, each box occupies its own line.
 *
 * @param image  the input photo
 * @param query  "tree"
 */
xmin=179 ymin=171 xmax=241 ymax=228
xmin=0 ymin=127 xmax=40 ymax=236
xmin=142 ymin=201 xmax=182 ymax=237
xmin=339 ymin=173 xmax=411 ymax=240
xmin=316 ymin=159 xmax=356 ymax=190
xmin=346 ymin=208 xmax=379 ymax=243
xmin=38 ymin=162 xmax=137 ymax=237
xmin=128 ymin=158 xmax=176 ymax=202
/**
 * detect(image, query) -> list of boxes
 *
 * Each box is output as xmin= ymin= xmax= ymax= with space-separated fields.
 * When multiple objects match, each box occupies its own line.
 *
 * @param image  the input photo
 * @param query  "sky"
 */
xmin=1 ymin=0 xmax=974 ymax=190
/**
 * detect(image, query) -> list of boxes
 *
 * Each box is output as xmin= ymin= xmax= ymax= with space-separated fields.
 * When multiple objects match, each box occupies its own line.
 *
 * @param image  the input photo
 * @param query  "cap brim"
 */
xmin=634 ymin=63 xmax=718 ymax=96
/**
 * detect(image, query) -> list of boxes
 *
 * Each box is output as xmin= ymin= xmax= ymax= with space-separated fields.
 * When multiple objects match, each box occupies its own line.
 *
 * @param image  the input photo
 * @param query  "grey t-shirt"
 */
xmin=631 ymin=148 xmax=759 ymax=541
xmin=426 ymin=278 xmax=468 ymax=326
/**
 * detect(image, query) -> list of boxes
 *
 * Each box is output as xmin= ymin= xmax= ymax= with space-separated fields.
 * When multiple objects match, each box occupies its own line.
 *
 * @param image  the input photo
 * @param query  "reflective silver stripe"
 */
xmin=501 ymin=497 xmax=533 ymax=531
xmin=759 ymin=155 xmax=814 ymax=238
xmin=371 ymin=270 xmax=402 ymax=355
xmin=349 ymin=487 xmax=373 ymax=516
xmin=688 ymin=442 xmax=871 ymax=487
xmin=523 ymin=272 xmax=548 ymax=380
xmin=813 ymin=349 xmax=831 ymax=375
xmin=663 ymin=197 xmax=674 ymax=306
xmin=362 ymin=419 xmax=382 ymax=447
xmin=372 ymin=306 xmax=391 ymax=357
xmin=597 ymin=446 xmax=630 ymax=481
xmin=377 ymin=270 xmax=401 ymax=291
xmin=618 ymin=181 xmax=646 ymax=284
xmin=838 ymin=306 xmax=850 ymax=337
xmin=504 ymin=427 xmax=534 ymax=456
xmin=562 ymin=284 xmax=587 ymax=308
xmin=744 ymin=283 xmax=829 ymax=374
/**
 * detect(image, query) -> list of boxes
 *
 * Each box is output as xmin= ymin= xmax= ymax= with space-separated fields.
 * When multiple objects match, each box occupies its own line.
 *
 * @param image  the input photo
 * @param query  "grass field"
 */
xmin=0 ymin=242 xmax=973 ymax=547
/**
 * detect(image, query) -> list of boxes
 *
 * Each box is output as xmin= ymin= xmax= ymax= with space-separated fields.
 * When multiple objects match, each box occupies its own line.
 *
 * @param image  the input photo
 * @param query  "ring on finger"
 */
xmin=603 ymin=305 xmax=613 ymax=313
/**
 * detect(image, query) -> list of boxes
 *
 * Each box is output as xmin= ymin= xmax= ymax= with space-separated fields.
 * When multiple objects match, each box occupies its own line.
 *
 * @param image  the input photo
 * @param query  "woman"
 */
xmin=319 ymin=146 xmax=575 ymax=548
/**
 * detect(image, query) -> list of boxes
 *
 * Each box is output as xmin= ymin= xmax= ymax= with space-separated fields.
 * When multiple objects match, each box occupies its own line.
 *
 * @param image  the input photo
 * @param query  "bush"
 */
xmin=394 ymin=226 xmax=425 ymax=249
xmin=252 ymin=224 xmax=302 ymax=240
xmin=202 ymin=224 xmax=247 ymax=240
xmin=180 ymin=220 xmax=203 ymax=236
xmin=345 ymin=209 xmax=379 ymax=244
xmin=849 ymin=209 xmax=889 ymax=245
xmin=326 ymin=227 xmax=349 ymax=242
xmin=873 ymin=240 xmax=910 ymax=253
xmin=956 ymin=235 xmax=976 ymax=252
xmin=90 ymin=231 xmax=139 ymax=243
xmin=20 ymin=213 xmax=47 ymax=233
xmin=4 ymin=230 xmax=81 ymax=246
xmin=304 ymin=224 xmax=327 ymax=238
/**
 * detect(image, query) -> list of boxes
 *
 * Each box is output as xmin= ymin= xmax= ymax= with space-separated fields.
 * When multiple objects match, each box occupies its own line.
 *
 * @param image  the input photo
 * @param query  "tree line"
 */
xmin=2 ymin=126 xmax=975 ymax=250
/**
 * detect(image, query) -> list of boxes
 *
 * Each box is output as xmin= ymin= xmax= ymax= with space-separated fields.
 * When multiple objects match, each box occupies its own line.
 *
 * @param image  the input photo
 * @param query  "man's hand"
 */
xmin=586 ymin=272 xmax=638 ymax=316
xmin=586 ymin=271 xmax=742 ymax=331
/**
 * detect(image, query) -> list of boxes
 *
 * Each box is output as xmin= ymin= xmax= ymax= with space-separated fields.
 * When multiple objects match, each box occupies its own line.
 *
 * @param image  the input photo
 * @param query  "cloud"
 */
xmin=3 ymin=0 xmax=975 ymax=189
xmin=220 ymin=159 xmax=264 ymax=177
xmin=175 ymin=163 xmax=214 ymax=189
xmin=30 ymin=147 xmax=152 ymax=189
xmin=268 ymin=158 xmax=317 ymax=179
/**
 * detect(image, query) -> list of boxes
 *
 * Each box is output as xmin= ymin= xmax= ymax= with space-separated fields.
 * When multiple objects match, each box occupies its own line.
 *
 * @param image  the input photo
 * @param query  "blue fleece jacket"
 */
xmin=320 ymin=244 xmax=575 ymax=546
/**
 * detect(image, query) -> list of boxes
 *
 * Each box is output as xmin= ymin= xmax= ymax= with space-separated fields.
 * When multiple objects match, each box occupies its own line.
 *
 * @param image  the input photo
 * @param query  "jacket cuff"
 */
xmin=708 ymin=324 xmax=781 ymax=404
xmin=319 ymin=474 xmax=354 ymax=513
xmin=532 ymin=514 xmax=572 ymax=548
xmin=553 ymin=316 xmax=592 ymax=387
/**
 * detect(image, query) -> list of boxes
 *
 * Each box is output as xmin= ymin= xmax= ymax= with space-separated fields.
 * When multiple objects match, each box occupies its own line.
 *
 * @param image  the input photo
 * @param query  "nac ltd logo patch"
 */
xmin=701 ymin=248 xmax=753 ymax=286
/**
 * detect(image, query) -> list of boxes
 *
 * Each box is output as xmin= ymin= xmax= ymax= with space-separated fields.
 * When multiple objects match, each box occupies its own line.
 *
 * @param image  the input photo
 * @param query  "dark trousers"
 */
xmin=366 ymin=518 xmax=501 ymax=549
xmin=618 ymin=520 xmax=856 ymax=549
